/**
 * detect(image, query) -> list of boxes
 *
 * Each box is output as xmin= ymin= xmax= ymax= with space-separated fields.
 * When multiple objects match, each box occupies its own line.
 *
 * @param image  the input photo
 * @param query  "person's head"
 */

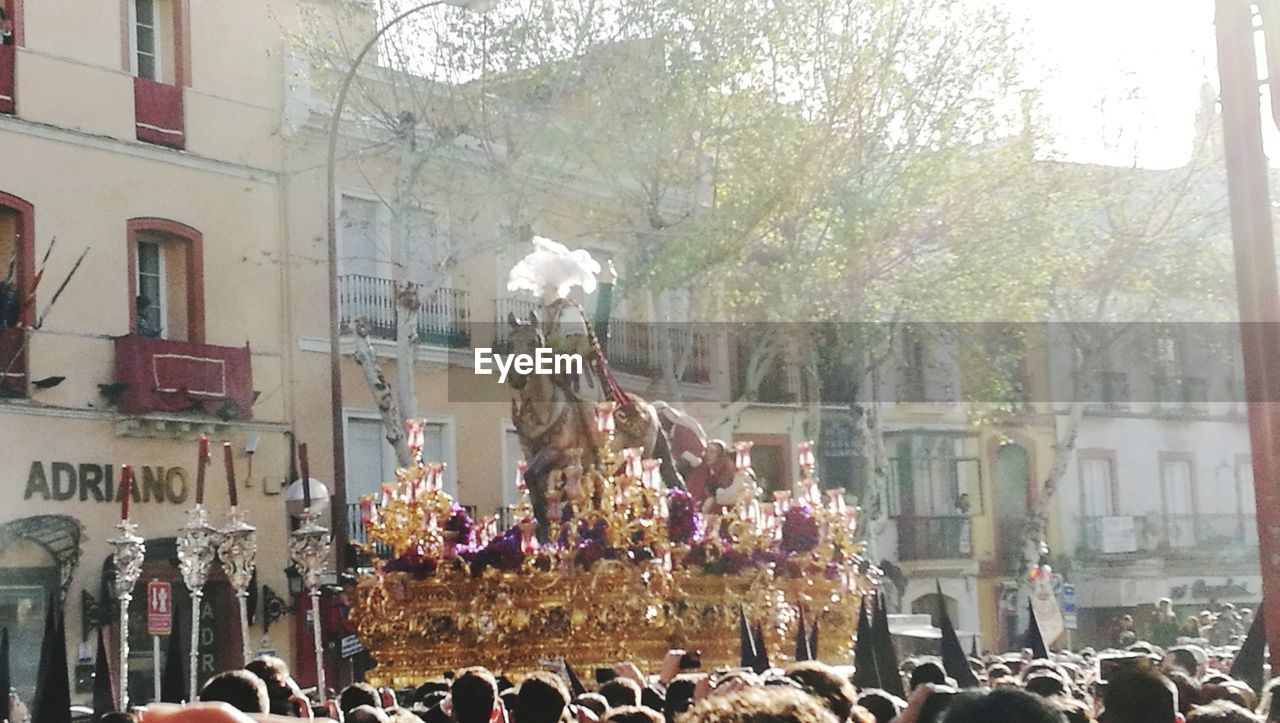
xmin=1165 ymin=670 xmax=1202 ymax=715
xmin=786 ymin=661 xmax=858 ymax=722
xmin=1121 ymin=615 xmax=1135 ymax=629
xmin=452 ymin=667 xmax=500 ymax=723
xmin=602 ymin=706 xmax=664 ymax=723
xmin=1101 ymin=667 xmax=1180 ymax=723
xmin=1185 ymin=700 xmax=1261 ymax=723
xmin=1160 ymin=599 xmax=1175 ymax=614
xmin=705 ymin=440 xmax=728 ymax=464
xmin=578 ymin=692 xmax=610 ymax=718
xmin=1166 ymin=647 xmax=1209 ymax=680
xmin=1054 ymin=697 xmax=1096 ymax=723
xmin=341 ymin=683 xmax=383 ymax=715
xmin=348 ymin=705 xmax=393 ymax=723
xmin=1025 ymin=672 xmax=1071 ymax=699
xmin=917 ymin=684 xmax=959 ymax=723
xmin=681 ymin=685 xmax=838 ymax=723
xmin=910 ymin=661 xmax=949 ymax=691
xmin=500 ymin=688 xmax=520 ymax=719
xmin=1201 ymin=682 xmax=1256 ymax=712
xmin=245 ymin=654 xmax=300 ymax=716
xmin=516 ymin=671 xmax=570 ymax=723
xmin=417 ymin=681 xmax=450 ymax=702
xmin=664 ymin=675 xmax=699 ymax=723
xmin=941 ymin=688 xmax=1068 ymax=723
xmin=198 ymin=669 xmax=271 ymax=714
xmin=856 ymin=690 xmax=905 ymax=723
xmin=600 ymin=678 xmax=643 ymax=709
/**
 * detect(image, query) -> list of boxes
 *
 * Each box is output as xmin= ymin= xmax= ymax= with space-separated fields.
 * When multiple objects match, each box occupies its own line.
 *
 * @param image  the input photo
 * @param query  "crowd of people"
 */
xmin=71 ymin=633 xmax=1279 ymax=723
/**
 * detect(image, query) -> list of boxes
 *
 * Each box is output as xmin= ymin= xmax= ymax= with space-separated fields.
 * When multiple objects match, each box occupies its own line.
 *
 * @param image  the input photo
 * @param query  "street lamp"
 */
xmin=325 ymin=0 xmax=495 ymax=561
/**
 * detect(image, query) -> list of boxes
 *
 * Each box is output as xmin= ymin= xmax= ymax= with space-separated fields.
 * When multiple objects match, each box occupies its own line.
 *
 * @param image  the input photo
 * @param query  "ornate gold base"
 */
xmin=352 ymin=561 xmax=869 ymax=685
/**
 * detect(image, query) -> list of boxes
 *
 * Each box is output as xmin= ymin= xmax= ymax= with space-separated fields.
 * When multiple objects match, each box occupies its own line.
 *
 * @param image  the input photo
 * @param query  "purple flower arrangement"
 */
xmin=666 ymin=488 xmax=705 ymax=545
xmin=780 ymin=503 xmax=820 ymax=553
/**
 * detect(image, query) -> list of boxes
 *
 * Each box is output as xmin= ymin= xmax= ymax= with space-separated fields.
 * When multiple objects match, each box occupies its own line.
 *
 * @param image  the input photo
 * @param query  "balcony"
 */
xmin=112 ymin=335 xmax=253 ymax=420
xmin=494 ymin=296 xmax=540 ymax=344
xmin=134 ymin=77 xmax=185 ymax=149
xmin=340 ymin=274 xmax=470 ymax=348
xmin=1086 ymin=371 xmax=1130 ymax=412
xmin=0 ymin=44 xmax=14 ymax=114
xmin=1153 ymin=375 xmax=1207 ymax=415
xmin=607 ymin=320 xmax=712 ymax=384
xmin=897 ymin=516 xmax=972 ymax=561
xmin=0 ymin=327 xmax=25 ymax=395
xmin=1078 ymin=514 xmax=1257 ymax=558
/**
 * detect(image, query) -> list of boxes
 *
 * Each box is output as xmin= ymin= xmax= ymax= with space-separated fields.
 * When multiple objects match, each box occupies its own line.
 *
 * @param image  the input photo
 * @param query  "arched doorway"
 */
xmin=0 ymin=514 xmax=81 ymax=705
xmin=911 ymin=591 xmax=958 ymax=630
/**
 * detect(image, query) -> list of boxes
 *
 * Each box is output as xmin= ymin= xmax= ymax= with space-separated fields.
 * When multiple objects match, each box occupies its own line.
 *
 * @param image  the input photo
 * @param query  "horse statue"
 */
xmin=506 ymin=306 xmax=684 ymax=533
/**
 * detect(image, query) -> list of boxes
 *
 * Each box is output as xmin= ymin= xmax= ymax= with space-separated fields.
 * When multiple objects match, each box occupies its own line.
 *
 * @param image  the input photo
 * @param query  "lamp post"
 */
xmin=325 ymin=0 xmax=496 ymax=567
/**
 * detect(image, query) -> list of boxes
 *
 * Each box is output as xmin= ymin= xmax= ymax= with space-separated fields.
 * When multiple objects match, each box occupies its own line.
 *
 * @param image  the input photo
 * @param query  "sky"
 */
xmin=1011 ymin=1 xmax=1219 ymax=169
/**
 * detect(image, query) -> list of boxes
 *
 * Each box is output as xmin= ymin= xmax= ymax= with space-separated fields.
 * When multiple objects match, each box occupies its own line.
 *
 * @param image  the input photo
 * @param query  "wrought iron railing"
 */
xmin=896 ymin=516 xmax=972 ymax=561
xmin=1078 ymin=513 xmax=1257 ymax=556
xmin=1153 ymin=375 xmax=1208 ymax=413
xmin=1086 ymin=371 xmax=1130 ymax=411
xmin=339 ymin=274 xmax=471 ymax=347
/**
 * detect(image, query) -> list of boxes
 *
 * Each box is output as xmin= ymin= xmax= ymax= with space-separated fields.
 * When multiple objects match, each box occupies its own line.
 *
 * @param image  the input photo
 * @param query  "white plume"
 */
xmin=506 ymin=237 xmax=601 ymax=299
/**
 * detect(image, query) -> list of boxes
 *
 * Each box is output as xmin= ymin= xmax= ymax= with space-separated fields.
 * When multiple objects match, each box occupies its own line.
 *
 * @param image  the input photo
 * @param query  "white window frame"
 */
xmin=500 ymin=419 xmax=523 ymax=509
xmin=342 ymin=409 xmax=458 ymax=497
xmin=136 ymin=237 xmax=167 ymax=338
xmin=129 ymin=0 xmax=161 ymax=81
xmin=338 ymin=190 xmax=389 ymax=279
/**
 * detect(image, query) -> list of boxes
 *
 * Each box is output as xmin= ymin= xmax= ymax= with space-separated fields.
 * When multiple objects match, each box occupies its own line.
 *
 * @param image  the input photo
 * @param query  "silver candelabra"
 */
xmin=290 ymin=507 xmax=332 ymax=704
xmin=218 ymin=507 xmax=258 ymax=664
xmin=176 ymin=505 xmax=218 ymax=701
xmin=109 ymin=520 xmax=146 ymax=711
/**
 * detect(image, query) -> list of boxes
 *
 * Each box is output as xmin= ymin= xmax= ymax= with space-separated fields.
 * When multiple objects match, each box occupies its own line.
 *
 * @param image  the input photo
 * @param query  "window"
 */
xmin=1078 ymin=454 xmax=1116 ymax=518
xmin=135 ymin=239 xmax=164 ymax=337
xmin=1 ymin=0 xmax=21 ymax=47
xmin=1160 ymin=455 xmax=1196 ymax=548
xmin=889 ymin=434 xmax=981 ymax=518
xmin=345 ymin=414 xmax=455 ymax=502
xmin=1236 ymin=455 xmax=1256 ymax=516
xmin=129 ymin=0 xmax=183 ymax=84
xmin=339 ymin=195 xmax=382 ymax=278
xmin=133 ymin=0 xmax=158 ymax=80
xmin=0 ymin=192 xmax=32 ymax=393
xmin=501 ymin=421 xmax=524 ymax=508
xmin=127 ymin=219 xmax=203 ymax=344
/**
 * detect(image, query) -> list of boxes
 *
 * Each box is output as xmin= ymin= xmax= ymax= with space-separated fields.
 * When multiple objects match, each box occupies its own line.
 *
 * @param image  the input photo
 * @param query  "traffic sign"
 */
xmin=147 ymin=581 xmax=173 ymax=636
xmin=1061 ymin=584 xmax=1078 ymax=630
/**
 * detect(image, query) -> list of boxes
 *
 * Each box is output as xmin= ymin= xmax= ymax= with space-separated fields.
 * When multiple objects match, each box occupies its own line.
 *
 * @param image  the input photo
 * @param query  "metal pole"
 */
xmin=310 ymin=589 xmax=325 ymax=703
xmin=153 ymin=635 xmax=161 ymax=702
xmin=1215 ymin=0 xmax=1280 ymax=670
xmin=188 ymin=590 xmax=202 ymax=701
xmin=110 ymin=520 xmax=145 ymax=712
xmin=119 ymin=593 xmax=132 ymax=710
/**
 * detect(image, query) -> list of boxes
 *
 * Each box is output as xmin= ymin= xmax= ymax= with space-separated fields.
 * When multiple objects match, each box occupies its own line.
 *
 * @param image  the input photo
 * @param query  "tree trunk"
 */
xmin=351 ymin=317 xmax=413 ymax=467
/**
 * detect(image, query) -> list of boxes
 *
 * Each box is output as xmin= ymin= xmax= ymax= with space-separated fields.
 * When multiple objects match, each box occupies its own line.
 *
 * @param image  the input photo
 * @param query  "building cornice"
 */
xmin=0 ymin=114 xmax=278 ymax=183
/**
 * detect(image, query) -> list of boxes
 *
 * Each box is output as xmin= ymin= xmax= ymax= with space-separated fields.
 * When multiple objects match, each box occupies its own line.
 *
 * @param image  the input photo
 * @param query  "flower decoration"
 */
xmin=666 ymin=487 xmax=704 ymax=545
xmin=780 ymin=504 xmax=820 ymax=553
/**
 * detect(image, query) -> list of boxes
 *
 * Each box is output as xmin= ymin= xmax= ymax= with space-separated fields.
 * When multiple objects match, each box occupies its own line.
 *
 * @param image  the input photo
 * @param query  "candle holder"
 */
xmin=177 ymin=505 xmax=218 ymax=701
xmin=218 ymin=507 xmax=259 ymax=665
xmin=109 ymin=520 xmax=145 ymax=710
xmin=290 ymin=506 xmax=332 ymax=704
